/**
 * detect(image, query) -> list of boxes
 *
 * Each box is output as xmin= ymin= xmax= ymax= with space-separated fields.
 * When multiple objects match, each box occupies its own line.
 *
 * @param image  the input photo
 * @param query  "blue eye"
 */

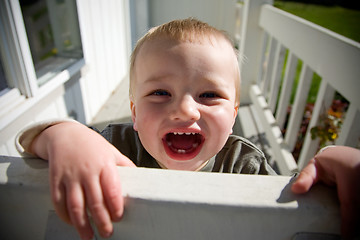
xmin=200 ymin=92 xmax=218 ymax=98
xmin=151 ymin=90 xmax=171 ymax=96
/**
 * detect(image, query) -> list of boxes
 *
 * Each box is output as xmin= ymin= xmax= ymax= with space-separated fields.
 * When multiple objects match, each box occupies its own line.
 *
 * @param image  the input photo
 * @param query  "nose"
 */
xmin=170 ymin=95 xmax=200 ymax=122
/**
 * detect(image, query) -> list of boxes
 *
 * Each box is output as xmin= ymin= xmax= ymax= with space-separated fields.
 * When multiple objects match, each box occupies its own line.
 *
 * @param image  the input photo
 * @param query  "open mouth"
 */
xmin=162 ymin=132 xmax=204 ymax=160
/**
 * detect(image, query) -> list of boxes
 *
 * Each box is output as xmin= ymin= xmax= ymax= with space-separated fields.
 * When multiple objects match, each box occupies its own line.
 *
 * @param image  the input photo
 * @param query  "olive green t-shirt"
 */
xmin=97 ymin=123 xmax=276 ymax=175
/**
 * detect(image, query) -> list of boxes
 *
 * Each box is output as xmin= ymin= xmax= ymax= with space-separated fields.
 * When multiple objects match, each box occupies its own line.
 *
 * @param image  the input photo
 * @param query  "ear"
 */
xmin=229 ymin=107 xmax=239 ymax=135
xmin=130 ymin=101 xmax=138 ymax=131
xmin=233 ymin=106 xmax=239 ymax=119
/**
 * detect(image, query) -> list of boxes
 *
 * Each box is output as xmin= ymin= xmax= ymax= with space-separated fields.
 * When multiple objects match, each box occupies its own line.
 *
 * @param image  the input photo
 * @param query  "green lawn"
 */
xmin=274 ymin=1 xmax=360 ymax=42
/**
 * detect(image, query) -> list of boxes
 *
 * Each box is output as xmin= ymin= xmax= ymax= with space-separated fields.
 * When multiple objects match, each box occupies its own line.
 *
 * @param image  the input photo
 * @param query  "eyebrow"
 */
xmin=142 ymin=72 xmax=230 ymax=90
xmin=140 ymin=74 xmax=177 ymax=86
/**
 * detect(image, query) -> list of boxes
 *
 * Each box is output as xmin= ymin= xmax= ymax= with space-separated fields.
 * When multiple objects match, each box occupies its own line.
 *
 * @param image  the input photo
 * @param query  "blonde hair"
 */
xmin=129 ymin=18 xmax=241 ymax=106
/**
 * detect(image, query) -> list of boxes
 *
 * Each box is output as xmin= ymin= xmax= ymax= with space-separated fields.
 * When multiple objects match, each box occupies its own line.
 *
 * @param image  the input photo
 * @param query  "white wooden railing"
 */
xmin=0 ymin=155 xmax=340 ymax=239
xmin=238 ymin=0 xmax=360 ymax=175
xmin=0 ymin=1 xmax=351 ymax=239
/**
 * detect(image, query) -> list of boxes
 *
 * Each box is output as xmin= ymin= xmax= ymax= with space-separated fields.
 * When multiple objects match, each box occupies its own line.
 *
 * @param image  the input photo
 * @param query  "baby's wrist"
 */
xmin=15 ymin=118 xmax=78 ymax=156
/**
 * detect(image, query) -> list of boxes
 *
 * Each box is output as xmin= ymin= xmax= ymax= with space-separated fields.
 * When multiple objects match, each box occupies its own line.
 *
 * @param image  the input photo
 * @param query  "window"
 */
xmin=19 ymin=0 xmax=83 ymax=86
xmin=0 ymin=0 xmax=84 ymax=128
xmin=0 ymin=0 xmax=83 ymax=101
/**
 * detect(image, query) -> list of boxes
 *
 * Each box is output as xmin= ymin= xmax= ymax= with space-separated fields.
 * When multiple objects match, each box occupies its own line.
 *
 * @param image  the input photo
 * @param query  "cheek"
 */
xmin=134 ymin=103 xmax=164 ymax=131
xmin=209 ymin=106 xmax=236 ymax=132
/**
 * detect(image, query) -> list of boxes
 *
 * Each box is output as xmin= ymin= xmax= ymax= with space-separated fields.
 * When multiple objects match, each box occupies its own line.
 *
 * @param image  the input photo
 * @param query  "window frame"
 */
xmin=0 ymin=0 xmax=85 ymax=123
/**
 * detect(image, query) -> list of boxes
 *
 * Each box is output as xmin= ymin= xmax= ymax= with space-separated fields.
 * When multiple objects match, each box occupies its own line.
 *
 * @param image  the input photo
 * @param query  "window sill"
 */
xmin=0 ymin=58 xmax=85 ymax=130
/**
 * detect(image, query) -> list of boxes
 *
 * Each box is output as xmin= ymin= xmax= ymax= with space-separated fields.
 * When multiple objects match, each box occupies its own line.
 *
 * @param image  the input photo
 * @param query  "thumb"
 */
xmin=291 ymin=158 xmax=319 ymax=194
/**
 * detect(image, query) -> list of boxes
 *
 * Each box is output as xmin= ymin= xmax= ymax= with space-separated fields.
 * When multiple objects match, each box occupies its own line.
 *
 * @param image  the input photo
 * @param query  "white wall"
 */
xmin=129 ymin=0 xmax=237 ymax=47
xmin=149 ymin=0 xmax=237 ymax=37
xmin=76 ymin=0 xmax=131 ymax=121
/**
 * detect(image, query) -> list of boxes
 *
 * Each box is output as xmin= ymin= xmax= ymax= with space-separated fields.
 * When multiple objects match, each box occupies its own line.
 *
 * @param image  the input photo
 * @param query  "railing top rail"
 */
xmin=0 ymin=155 xmax=340 ymax=239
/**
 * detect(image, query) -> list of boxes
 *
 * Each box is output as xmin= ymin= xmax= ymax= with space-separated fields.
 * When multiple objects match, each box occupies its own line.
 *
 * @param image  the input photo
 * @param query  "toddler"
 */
xmin=17 ymin=18 xmax=359 ymax=239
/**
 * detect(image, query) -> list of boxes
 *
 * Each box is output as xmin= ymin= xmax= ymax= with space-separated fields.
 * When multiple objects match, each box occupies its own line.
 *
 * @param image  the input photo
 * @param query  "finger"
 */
xmin=66 ymin=184 xmax=94 ymax=240
xmin=84 ymin=177 xmax=114 ymax=238
xmin=291 ymin=159 xmax=318 ymax=194
xmin=50 ymin=165 xmax=72 ymax=224
xmin=101 ymin=164 xmax=124 ymax=221
xmin=51 ymin=181 xmax=71 ymax=224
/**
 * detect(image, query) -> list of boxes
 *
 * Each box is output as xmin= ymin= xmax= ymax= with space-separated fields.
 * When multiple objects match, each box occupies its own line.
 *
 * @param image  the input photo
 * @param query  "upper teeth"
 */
xmin=173 ymin=132 xmax=197 ymax=135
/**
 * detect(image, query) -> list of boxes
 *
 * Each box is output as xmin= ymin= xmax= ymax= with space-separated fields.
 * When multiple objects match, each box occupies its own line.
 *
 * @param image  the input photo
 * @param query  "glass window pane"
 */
xmin=20 ymin=0 xmax=83 ymax=86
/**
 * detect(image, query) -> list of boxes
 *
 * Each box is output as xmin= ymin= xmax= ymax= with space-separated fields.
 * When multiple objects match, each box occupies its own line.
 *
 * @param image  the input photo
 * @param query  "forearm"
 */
xmin=15 ymin=119 xmax=77 ymax=157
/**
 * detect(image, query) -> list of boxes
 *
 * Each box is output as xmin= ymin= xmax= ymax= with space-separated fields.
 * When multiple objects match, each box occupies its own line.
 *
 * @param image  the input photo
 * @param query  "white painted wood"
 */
xmin=284 ymin=64 xmax=313 ymax=151
xmin=35 ymin=102 xmax=61 ymax=122
xmin=0 ymin=0 xmax=131 ymax=156
xmin=250 ymin=104 xmax=265 ymax=133
xmin=237 ymin=0 xmax=359 ymax=172
xmin=336 ymin=104 xmax=360 ymax=148
xmin=261 ymin=36 xmax=277 ymax=97
xmin=90 ymin=77 xmax=132 ymax=130
xmin=237 ymin=106 xmax=259 ymax=138
xmin=0 ymin=59 xmax=84 ymax=131
xmin=0 ymin=88 xmax=22 ymax=114
xmin=0 ymin=155 xmax=341 ymax=239
xmin=101 ymin=0 xmax=112 ymax=94
xmin=297 ymin=81 xmax=335 ymax=170
xmin=250 ymin=85 xmax=298 ymax=175
xmin=8 ymin=0 xmax=39 ymax=97
xmin=268 ymin=42 xmax=286 ymax=113
xmin=275 ymin=52 xmax=298 ymax=129
xmin=75 ymin=0 xmax=97 ymax=120
xmin=0 ymin=1 xmax=30 ymax=95
xmin=259 ymin=5 xmax=360 ymax=107
xmin=4 ymin=135 xmax=17 ymax=156
xmin=0 ymin=84 xmax=65 ymax=155
xmin=76 ymin=0 xmax=131 ymax=122
xmin=54 ymin=96 xmax=68 ymax=120
xmin=0 ymin=89 xmax=25 ymax=119
xmin=239 ymin=0 xmax=274 ymax=104
xmin=0 ymin=145 xmax=9 ymax=156
xmin=0 ymin=156 xmax=53 ymax=239
xmin=256 ymin=32 xmax=269 ymax=86
xmin=92 ymin=0 xmax=107 ymax=105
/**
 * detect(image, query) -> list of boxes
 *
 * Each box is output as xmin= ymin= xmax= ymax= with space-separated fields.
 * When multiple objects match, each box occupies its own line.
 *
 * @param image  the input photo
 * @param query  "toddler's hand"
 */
xmin=291 ymin=146 xmax=360 ymax=239
xmin=32 ymin=122 xmax=136 ymax=239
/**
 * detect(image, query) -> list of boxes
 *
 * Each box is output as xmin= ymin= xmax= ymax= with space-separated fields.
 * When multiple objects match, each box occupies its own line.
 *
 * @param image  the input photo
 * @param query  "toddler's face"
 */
xmin=131 ymin=37 xmax=238 ymax=170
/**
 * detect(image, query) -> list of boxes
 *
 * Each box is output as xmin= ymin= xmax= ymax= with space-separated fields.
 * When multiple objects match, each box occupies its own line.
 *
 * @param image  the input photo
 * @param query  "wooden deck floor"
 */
xmin=90 ymin=77 xmax=132 ymax=131
xmin=236 ymin=105 xmax=277 ymax=172
xmin=91 ymin=81 xmax=277 ymax=173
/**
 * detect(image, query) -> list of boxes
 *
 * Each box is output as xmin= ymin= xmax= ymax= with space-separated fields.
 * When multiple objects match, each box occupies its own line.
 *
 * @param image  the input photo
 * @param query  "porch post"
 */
xmin=238 ymin=0 xmax=273 ymax=105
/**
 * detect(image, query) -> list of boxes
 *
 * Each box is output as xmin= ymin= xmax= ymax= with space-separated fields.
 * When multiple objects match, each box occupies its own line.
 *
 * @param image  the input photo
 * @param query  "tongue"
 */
xmin=167 ymin=134 xmax=199 ymax=150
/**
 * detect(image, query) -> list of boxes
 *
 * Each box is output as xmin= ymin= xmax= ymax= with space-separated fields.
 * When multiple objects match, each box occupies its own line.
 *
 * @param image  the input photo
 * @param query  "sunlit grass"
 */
xmin=274 ymin=1 xmax=360 ymax=42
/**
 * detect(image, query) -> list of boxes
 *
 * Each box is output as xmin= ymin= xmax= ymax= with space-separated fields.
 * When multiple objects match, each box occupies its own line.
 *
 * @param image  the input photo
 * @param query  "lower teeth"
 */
xmin=166 ymin=139 xmax=200 ymax=154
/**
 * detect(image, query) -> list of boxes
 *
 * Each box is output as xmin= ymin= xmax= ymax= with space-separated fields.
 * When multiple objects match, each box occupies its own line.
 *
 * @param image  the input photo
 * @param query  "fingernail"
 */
xmin=103 ymin=230 xmax=113 ymax=238
xmin=115 ymin=211 xmax=124 ymax=221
